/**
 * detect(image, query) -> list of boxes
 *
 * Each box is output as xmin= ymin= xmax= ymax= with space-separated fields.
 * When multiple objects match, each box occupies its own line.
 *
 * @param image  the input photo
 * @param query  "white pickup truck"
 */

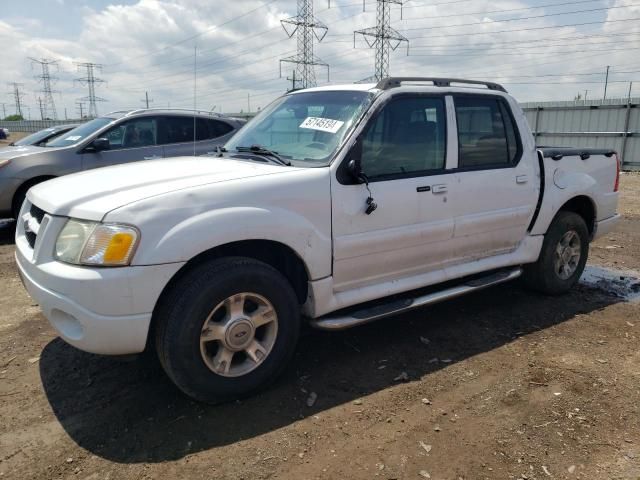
xmin=15 ymin=77 xmax=620 ymax=403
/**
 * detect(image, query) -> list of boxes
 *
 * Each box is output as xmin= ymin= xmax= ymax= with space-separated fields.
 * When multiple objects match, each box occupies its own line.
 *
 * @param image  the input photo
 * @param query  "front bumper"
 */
xmin=15 ymin=201 xmax=185 ymax=355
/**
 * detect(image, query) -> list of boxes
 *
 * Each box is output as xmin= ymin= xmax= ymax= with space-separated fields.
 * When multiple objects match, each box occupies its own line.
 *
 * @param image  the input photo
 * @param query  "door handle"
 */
xmin=516 ymin=175 xmax=528 ymax=184
xmin=144 ymin=155 xmax=161 ymax=160
xmin=432 ymin=184 xmax=447 ymax=194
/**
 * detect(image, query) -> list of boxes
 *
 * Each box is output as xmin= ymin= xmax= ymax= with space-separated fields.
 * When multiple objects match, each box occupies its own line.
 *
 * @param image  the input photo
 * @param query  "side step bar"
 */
xmin=310 ymin=268 xmax=523 ymax=331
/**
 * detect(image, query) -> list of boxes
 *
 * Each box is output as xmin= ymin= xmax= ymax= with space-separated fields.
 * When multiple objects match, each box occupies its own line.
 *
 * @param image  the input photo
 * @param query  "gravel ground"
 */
xmin=0 ymin=174 xmax=639 ymax=480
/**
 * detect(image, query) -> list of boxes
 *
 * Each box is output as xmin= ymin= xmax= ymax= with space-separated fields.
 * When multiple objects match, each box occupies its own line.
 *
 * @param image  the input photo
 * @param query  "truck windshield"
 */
xmin=225 ymin=90 xmax=374 ymax=165
xmin=46 ymin=117 xmax=114 ymax=148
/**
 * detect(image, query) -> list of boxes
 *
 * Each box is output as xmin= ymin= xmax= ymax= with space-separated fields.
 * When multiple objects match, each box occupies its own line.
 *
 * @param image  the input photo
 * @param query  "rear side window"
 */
xmin=454 ymin=96 xmax=520 ymax=168
xmin=196 ymin=119 xmax=234 ymax=140
xmin=160 ymin=116 xmax=195 ymax=144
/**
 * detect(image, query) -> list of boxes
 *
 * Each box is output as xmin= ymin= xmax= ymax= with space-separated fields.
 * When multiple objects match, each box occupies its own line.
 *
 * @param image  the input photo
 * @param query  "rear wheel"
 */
xmin=523 ymin=211 xmax=589 ymax=295
xmin=154 ymin=257 xmax=300 ymax=403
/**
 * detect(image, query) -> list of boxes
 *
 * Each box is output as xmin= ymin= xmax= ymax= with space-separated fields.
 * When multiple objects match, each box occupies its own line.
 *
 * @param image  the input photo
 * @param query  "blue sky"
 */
xmin=1 ymin=0 xmax=638 ymax=119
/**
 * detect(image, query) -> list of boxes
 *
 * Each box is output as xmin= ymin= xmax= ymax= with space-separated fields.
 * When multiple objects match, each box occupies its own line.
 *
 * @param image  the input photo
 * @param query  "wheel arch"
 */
xmin=12 ymin=175 xmax=57 ymax=216
xmin=154 ymin=238 xmax=310 ymax=309
xmin=557 ymin=195 xmax=597 ymax=238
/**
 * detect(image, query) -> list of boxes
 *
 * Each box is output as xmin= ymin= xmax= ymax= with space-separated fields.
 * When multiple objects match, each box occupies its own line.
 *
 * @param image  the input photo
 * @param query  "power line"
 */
xmin=75 ymin=62 xmax=107 ymax=118
xmin=106 ymin=0 xmax=280 ymax=67
xmin=404 ymin=16 xmax=640 ymax=40
xmin=29 ymin=57 xmax=59 ymax=120
xmin=355 ymin=0 xmax=409 ymax=81
xmin=400 ymin=3 xmax=640 ymax=32
xmin=280 ymin=0 xmax=330 ymax=89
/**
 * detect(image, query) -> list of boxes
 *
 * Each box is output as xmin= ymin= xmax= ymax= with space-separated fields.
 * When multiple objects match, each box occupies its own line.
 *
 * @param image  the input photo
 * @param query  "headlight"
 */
xmin=55 ymin=219 xmax=140 ymax=266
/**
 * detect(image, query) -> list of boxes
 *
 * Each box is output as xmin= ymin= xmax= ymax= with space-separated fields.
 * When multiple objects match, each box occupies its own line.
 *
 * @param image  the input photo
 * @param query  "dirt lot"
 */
xmin=1 ymin=175 xmax=639 ymax=480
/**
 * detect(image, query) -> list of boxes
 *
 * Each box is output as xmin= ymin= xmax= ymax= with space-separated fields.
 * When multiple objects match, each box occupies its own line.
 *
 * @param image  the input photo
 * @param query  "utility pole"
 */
xmin=75 ymin=62 xmax=106 ymax=118
xmin=355 ymin=0 xmax=409 ymax=81
xmin=30 ymin=57 xmax=59 ymax=120
xmin=141 ymin=91 xmax=153 ymax=109
xmin=76 ymin=101 xmax=85 ymax=119
xmin=584 ymin=90 xmax=588 ymax=101
xmin=8 ymin=82 xmax=25 ymax=117
xmin=247 ymin=93 xmax=251 ymax=113
xmin=280 ymin=0 xmax=330 ymax=90
xmin=37 ymin=97 xmax=45 ymax=120
xmin=0 ymin=103 xmax=5 ymax=119
xmin=64 ymin=107 xmax=68 ymax=120
xmin=603 ymin=65 xmax=610 ymax=101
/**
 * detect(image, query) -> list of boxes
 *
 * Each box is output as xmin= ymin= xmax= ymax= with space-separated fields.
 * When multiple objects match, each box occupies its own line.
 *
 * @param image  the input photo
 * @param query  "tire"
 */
xmin=523 ymin=211 xmax=589 ymax=295
xmin=154 ymin=256 xmax=300 ymax=403
xmin=11 ymin=178 xmax=51 ymax=219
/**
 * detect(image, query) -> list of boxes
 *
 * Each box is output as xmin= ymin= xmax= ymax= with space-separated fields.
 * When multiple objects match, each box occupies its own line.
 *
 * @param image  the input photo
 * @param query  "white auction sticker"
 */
xmin=64 ymin=135 xmax=82 ymax=141
xmin=299 ymin=117 xmax=344 ymax=134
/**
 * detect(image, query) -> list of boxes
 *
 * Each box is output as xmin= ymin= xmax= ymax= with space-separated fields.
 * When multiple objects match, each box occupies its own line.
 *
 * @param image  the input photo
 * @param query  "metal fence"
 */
xmin=0 ymin=119 xmax=82 ymax=134
xmin=521 ymin=98 xmax=640 ymax=171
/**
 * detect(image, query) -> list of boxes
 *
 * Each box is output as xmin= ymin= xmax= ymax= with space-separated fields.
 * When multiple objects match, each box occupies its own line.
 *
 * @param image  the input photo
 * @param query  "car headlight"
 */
xmin=55 ymin=219 xmax=140 ymax=266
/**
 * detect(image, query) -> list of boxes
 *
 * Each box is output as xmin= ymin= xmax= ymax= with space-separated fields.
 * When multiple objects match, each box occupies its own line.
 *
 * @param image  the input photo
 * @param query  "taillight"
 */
xmin=614 ymin=153 xmax=620 ymax=192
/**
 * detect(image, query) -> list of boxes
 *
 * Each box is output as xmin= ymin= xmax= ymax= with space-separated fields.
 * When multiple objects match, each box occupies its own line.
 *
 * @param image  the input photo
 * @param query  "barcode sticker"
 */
xmin=299 ymin=117 xmax=344 ymax=134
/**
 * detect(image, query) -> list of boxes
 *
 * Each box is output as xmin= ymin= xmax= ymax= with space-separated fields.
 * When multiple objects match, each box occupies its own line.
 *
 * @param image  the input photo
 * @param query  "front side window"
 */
xmin=361 ymin=96 xmax=447 ymax=179
xmin=103 ymin=118 xmax=158 ymax=150
xmin=454 ymin=96 xmax=520 ymax=168
xmin=225 ymin=90 xmax=373 ymax=165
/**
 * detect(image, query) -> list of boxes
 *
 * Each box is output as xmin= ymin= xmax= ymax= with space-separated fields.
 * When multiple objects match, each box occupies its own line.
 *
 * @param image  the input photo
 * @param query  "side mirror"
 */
xmin=90 ymin=137 xmax=110 ymax=152
xmin=346 ymin=138 xmax=367 ymax=184
xmin=347 ymin=159 xmax=364 ymax=184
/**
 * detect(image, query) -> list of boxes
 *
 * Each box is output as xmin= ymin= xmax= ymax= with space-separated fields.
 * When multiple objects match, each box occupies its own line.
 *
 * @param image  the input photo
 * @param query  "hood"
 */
xmin=28 ymin=156 xmax=294 ymax=220
xmin=0 ymin=144 xmax=48 ymax=159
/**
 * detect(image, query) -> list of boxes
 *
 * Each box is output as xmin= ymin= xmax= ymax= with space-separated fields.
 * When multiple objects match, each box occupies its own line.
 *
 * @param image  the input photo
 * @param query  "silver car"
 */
xmin=0 ymin=109 xmax=245 ymax=218
xmin=6 ymin=124 xmax=80 ymax=148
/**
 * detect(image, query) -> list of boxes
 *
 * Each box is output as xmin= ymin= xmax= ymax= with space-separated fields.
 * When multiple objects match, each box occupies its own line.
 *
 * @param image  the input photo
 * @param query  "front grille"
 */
xmin=30 ymin=204 xmax=45 ymax=223
xmin=24 ymin=203 xmax=47 ymax=250
xmin=26 ymin=230 xmax=37 ymax=249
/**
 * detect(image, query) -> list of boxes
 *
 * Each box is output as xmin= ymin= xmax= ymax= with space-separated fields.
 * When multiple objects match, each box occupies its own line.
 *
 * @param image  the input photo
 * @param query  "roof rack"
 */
xmin=117 ymin=108 xmax=226 ymax=118
xmin=376 ymin=77 xmax=507 ymax=93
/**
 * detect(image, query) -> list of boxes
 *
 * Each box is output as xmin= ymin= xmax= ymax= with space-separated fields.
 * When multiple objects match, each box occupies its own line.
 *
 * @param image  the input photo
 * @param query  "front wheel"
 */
xmin=523 ymin=211 xmax=589 ymax=295
xmin=154 ymin=257 xmax=300 ymax=403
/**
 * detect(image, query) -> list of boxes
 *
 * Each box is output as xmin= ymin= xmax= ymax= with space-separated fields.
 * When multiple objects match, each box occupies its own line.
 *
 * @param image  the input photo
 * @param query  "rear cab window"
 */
xmin=453 ymin=96 xmax=521 ymax=169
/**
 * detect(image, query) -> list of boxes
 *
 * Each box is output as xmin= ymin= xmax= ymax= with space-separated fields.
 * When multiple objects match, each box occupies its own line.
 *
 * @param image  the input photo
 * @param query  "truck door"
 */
xmin=331 ymin=94 xmax=456 ymax=293
xmin=448 ymin=94 xmax=538 ymax=262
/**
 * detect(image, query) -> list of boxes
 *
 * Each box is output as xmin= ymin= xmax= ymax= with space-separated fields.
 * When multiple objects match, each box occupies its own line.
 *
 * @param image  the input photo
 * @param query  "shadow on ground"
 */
xmin=0 ymin=220 xmax=16 ymax=246
xmin=39 ymin=282 xmax=619 ymax=464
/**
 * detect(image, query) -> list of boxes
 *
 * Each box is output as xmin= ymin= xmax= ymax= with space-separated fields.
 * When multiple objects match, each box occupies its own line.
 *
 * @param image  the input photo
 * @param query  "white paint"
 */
xmin=580 ymin=265 xmax=640 ymax=302
xmin=299 ymin=117 xmax=344 ymax=133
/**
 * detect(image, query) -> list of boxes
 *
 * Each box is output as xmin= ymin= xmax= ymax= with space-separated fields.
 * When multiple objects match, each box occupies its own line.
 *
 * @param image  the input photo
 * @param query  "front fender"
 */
xmin=125 ymin=205 xmax=331 ymax=280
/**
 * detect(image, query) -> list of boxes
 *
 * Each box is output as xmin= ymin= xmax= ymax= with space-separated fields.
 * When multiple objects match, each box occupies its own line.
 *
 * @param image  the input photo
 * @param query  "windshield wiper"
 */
xmin=235 ymin=145 xmax=291 ymax=166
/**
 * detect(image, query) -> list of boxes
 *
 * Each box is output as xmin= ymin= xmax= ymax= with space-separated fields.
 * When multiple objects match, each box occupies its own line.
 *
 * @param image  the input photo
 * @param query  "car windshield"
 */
xmin=225 ymin=90 xmax=374 ymax=165
xmin=46 ymin=117 xmax=113 ymax=147
xmin=13 ymin=128 xmax=60 ymax=147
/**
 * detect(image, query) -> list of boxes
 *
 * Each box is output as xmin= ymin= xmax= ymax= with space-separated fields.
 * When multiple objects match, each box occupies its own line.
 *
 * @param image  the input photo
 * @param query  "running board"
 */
xmin=310 ymin=268 xmax=523 ymax=331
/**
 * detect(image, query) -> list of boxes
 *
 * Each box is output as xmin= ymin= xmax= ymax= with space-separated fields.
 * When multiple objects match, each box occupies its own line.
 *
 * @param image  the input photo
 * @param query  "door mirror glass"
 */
xmin=92 ymin=137 xmax=110 ymax=152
